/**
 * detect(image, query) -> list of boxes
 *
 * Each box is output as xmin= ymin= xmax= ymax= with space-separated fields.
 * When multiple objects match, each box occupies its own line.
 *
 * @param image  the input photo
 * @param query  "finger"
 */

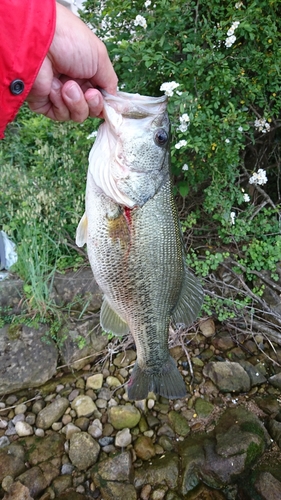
xmin=61 ymin=81 xmax=90 ymax=122
xmin=89 ymin=42 xmax=118 ymax=96
xmin=84 ymin=88 xmax=104 ymax=118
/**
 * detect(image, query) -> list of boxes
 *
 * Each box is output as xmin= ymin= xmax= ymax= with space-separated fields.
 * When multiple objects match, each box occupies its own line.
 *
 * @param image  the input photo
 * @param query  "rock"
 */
xmin=203 ymin=361 xmax=251 ymax=392
xmin=50 ymin=268 xmax=102 ymax=311
xmin=179 ymin=435 xmax=206 ymax=495
xmin=135 ymin=452 xmax=179 ymax=490
xmin=199 ymin=318 xmax=216 ymax=337
xmin=194 ymin=398 xmax=214 ymax=418
xmin=2 ymin=481 xmax=33 ymax=500
xmin=106 ymin=375 xmax=122 ymax=387
xmin=91 ymin=451 xmax=134 ymax=484
xmin=108 ymin=405 xmax=141 ymax=429
xmin=239 ymin=360 xmax=267 ymax=386
xmin=134 ymin=436 xmax=156 ymax=460
xmin=71 ymin=395 xmax=97 ymax=417
xmin=18 ymin=466 xmax=48 ymax=498
xmin=15 ymin=421 xmax=33 ymax=437
xmin=268 ymin=372 xmax=281 ymax=390
xmin=86 ymin=374 xmax=103 ymax=390
xmin=69 ymin=432 xmax=100 ymax=470
xmin=0 ymin=276 xmax=24 ymax=314
xmin=254 ymin=471 xmax=281 ymax=499
xmin=98 ymin=481 xmax=137 ymax=500
xmin=0 ymin=436 xmax=10 ymax=448
xmin=21 ymin=434 xmax=65 ymax=466
xmin=168 ymin=411 xmax=190 ymax=437
xmin=14 ymin=403 xmax=27 ymax=415
xmin=88 ymin=419 xmax=103 ymax=438
xmin=62 ymin=423 xmax=81 ymax=440
xmin=115 ymin=428 xmax=132 ymax=448
xmin=268 ymin=419 xmax=281 ymax=448
xmin=255 ymin=395 xmax=280 ymax=415
xmin=113 ymin=350 xmax=136 ymax=368
xmin=215 ymin=407 xmax=270 ymax=459
xmin=0 ymin=324 xmax=57 ymax=396
xmin=52 ymin=474 xmax=73 ymax=496
xmin=0 ymin=447 xmax=26 ymax=483
xmin=58 ymin=319 xmax=108 ymax=370
xmin=36 ymin=398 xmax=69 ymax=429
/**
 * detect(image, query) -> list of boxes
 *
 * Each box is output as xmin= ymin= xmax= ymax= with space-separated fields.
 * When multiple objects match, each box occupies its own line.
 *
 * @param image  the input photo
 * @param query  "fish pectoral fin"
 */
xmin=100 ymin=299 xmax=130 ymax=336
xmin=172 ymin=266 xmax=204 ymax=326
xmin=76 ymin=213 xmax=88 ymax=248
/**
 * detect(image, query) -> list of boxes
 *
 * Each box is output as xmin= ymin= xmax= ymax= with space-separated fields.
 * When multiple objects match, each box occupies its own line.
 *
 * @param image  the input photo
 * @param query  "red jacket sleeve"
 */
xmin=0 ymin=0 xmax=56 ymax=139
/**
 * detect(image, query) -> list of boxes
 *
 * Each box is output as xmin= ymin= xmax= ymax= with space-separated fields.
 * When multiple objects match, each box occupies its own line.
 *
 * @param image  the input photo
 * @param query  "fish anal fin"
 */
xmin=172 ymin=267 xmax=204 ymax=326
xmin=76 ymin=213 xmax=88 ymax=248
xmin=100 ymin=299 xmax=129 ymax=336
xmin=127 ymin=356 xmax=186 ymax=401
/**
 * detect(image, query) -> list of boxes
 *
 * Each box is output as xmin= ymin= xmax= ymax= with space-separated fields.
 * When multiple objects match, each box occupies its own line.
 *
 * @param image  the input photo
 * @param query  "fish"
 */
xmin=76 ymin=90 xmax=204 ymax=401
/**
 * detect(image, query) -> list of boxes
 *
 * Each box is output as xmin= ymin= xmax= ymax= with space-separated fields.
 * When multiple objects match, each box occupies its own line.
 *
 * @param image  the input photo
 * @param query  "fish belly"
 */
xmin=86 ymin=174 xmax=187 ymax=399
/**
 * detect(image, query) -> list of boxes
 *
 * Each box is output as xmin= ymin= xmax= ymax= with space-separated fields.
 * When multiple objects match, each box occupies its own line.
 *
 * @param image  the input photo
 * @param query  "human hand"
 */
xmin=26 ymin=2 xmax=118 ymax=122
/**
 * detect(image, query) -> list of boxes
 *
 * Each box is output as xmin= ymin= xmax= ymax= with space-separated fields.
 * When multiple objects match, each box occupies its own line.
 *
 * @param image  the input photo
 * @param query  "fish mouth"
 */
xmin=101 ymin=90 xmax=168 ymax=118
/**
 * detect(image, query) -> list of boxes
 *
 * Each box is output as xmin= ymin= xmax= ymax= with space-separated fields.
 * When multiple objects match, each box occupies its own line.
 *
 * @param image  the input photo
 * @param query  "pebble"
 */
xmin=0 ymin=436 xmax=10 ymax=448
xmin=88 ymin=419 xmax=103 ymax=438
xmin=68 ymin=389 xmax=80 ymax=402
xmin=86 ymin=374 xmax=103 ymax=390
xmin=15 ymin=421 xmax=33 ymax=436
xmin=36 ymin=397 xmax=70 ymax=429
xmin=95 ymin=398 xmax=107 ymax=409
xmin=62 ymin=423 xmax=81 ymax=440
xmin=0 ymin=418 xmax=8 ymax=429
xmin=35 ymin=428 xmax=45 ymax=437
xmin=108 ymin=404 xmax=141 ymax=429
xmin=14 ymin=403 xmax=27 ymax=415
xmin=71 ymin=395 xmax=97 ymax=417
xmin=106 ymin=375 xmax=122 ymax=387
xmin=115 ymin=428 xmax=132 ymax=447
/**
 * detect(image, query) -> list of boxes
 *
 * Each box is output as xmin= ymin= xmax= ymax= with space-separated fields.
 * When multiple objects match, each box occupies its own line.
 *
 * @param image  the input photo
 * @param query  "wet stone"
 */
xmin=108 ymin=404 xmax=141 ymax=429
xmin=268 ymin=372 xmax=281 ymax=390
xmin=134 ymin=435 xmax=156 ymax=460
xmin=168 ymin=410 xmax=190 ymax=437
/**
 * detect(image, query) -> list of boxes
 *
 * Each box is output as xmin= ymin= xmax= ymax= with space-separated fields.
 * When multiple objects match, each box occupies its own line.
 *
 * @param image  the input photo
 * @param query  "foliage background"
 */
xmin=1 ymin=0 xmax=281 ymax=336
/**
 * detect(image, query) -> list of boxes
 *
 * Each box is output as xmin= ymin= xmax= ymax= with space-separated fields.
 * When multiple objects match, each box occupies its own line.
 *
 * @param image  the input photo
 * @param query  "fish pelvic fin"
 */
xmin=127 ymin=356 xmax=187 ymax=401
xmin=100 ymin=298 xmax=130 ymax=336
xmin=172 ymin=266 xmax=204 ymax=326
xmin=76 ymin=212 xmax=88 ymax=248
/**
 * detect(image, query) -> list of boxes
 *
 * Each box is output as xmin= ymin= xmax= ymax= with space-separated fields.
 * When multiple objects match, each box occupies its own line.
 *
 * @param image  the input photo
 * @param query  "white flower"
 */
xmin=238 ymin=126 xmax=243 ymax=132
xmin=249 ymin=169 xmax=268 ymax=186
xmin=254 ymin=118 xmax=270 ymax=134
xmin=134 ymin=14 xmax=147 ymax=29
xmin=243 ymin=193 xmax=250 ymax=202
xmin=225 ymin=138 xmax=230 ymax=143
xmin=227 ymin=27 xmax=235 ymax=36
xmin=225 ymin=35 xmax=236 ymax=48
xmin=160 ymin=81 xmax=180 ymax=97
xmin=180 ymin=113 xmax=190 ymax=123
xmin=235 ymin=1 xmax=243 ymax=8
xmin=87 ymin=130 xmax=98 ymax=140
xmin=175 ymin=139 xmax=187 ymax=149
xmin=230 ymin=212 xmax=236 ymax=225
xmin=176 ymin=90 xmax=183 ymax=96
xmin=144 ymin=0 xmax=151 ymax=6
xmin=178 ymin=122 xmax=189 ymax=133
xmin=182 ymin=164 xmax=189 ymax=171
xmin=232 ymin=21 xmax=240 ymax=29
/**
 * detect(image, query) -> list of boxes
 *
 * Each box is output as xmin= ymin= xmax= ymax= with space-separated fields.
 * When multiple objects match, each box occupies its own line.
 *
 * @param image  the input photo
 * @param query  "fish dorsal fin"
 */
xmin=100 ymin=298 xmax=130 ymax=336
xmin=172 ymin=267 xmax=204 ymax=326
xmin=76 ymin=213 xmax=88 ymax=248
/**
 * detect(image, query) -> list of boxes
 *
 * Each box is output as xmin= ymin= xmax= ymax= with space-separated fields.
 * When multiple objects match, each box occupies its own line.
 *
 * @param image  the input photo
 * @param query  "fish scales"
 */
xmin=76 ymin=91 xmax=204 ymax=400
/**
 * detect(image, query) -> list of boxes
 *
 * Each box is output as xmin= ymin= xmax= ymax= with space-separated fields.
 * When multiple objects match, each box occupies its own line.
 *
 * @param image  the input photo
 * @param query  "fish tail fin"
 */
xmin=127 ymin=356 xmax=186 ymax=401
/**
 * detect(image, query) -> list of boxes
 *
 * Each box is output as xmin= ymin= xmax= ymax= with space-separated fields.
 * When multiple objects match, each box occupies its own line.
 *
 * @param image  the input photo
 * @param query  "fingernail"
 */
xmin=65 ymin=84 xmax=81 ymax=102
xmin=51 ymin=78 xmax=61 ymax=91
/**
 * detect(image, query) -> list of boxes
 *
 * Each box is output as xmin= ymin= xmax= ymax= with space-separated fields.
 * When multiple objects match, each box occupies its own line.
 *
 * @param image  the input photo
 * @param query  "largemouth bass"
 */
xmin=76 ymin=91 xmax=204 ymax=400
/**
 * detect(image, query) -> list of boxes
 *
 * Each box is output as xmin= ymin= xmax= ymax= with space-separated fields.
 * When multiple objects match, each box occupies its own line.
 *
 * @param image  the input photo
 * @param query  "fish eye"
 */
xmin=154 ymin=128 xmax=168 ymax=146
